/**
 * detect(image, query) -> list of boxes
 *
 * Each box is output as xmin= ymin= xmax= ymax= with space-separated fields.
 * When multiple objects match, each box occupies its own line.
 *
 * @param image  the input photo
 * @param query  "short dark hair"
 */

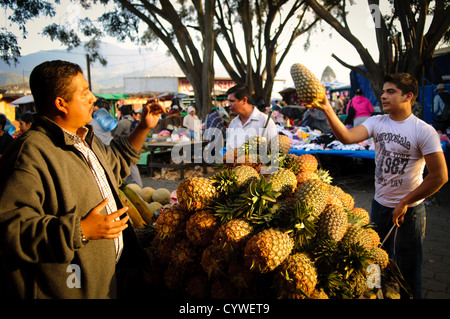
xmin=0 ymin=114 xmax=6 ymax=129
xmin=227 ymin=84 xmax=251 ymax=102
xmin=20 ymin=112 xmax=34 ymax=124
xmin=383 ymin=73 xmax=418 ymax=105
xmin=29 ymin=60 xmax=83 ymax=115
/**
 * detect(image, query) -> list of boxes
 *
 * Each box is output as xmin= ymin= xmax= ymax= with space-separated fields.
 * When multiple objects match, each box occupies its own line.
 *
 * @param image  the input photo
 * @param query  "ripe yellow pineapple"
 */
xmin=290 ymin=63 xmax=326 ymax=108
xmin=296 ymin=170 xmax=319 ymax=185
xmin=269 ymin=134 xmax=291 ymax=155
xmin=327 ymin=193 xmax=344 ymax=208
xmin=232 ymin=165 xmax=260 ymax=188
xmin=244 ymin=228 xmax=294 ymax=273
xmin=177 ymin=176 xmax=218 ymax=212
xmin=154 ymin=205 xmax=188 ymax=239
xmin=328 ymin=185 xmax=354 ymax=210
xmin=349 ymin=207 xmax=371 ymax=226
xmin=365 ymin=228 xmax=381 ymax=248
xmin=213 ymin=218 xmax=254 ymax=253
xmin=370 ymin=247 xmax=389 ymax=269
xmin=341 ymin=225 xmax=373 ymax=252
xmin=297 ymin=154 xmax=319 ymax=172
xmin=266 ymin=168 xmax=298 ymax=198
xmin=341 ymin=192 xmax=355 ymax=210
xmin=186 ymin=210 xmax=220 ymax=247
xmin=276 ymin=252 xmax=318 ymax=299
xmin=317 ymin=203 xmax=348 ymax=242
xmin=294 ymin=179 xmax=329 ymax=217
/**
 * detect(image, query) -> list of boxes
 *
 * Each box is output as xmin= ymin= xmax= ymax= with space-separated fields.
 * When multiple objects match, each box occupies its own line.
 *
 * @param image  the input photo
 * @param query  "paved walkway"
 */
xmin=141 ymin=166 xmax=450 ymax=299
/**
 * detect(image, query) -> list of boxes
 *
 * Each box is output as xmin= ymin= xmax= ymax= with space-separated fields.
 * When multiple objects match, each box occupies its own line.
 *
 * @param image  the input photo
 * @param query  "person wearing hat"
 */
xmin=433 ymin=83 xmax=450 ymax=132
xmin=346 ymin=88 xmax=374 ymax=127
xmin=183 ymin=106 xmax=201 ymax=141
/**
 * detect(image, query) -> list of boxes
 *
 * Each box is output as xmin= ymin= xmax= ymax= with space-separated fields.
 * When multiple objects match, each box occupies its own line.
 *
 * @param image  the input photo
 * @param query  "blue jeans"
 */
xmin=370 ymin=199 xmax=426 ymax=299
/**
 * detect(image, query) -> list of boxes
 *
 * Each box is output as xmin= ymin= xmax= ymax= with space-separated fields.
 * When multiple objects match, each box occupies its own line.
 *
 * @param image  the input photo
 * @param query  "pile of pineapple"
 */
xmin=142 ymin=135 xmax=399 ymax=299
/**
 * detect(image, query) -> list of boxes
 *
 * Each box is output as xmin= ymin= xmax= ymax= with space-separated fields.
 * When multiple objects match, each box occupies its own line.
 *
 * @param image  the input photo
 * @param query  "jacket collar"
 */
xmin=32 ymin=114 xmax=95 ymax=147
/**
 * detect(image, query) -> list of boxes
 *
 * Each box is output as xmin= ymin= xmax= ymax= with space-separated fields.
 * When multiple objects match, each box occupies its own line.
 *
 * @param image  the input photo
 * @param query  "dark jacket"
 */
xmin=0 ymin=115 xmax=147 ymax=298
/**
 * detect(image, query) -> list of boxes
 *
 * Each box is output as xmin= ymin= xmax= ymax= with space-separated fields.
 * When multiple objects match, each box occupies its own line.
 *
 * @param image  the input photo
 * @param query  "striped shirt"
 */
xmin=64 ymin=127 xmax=123 ymax=262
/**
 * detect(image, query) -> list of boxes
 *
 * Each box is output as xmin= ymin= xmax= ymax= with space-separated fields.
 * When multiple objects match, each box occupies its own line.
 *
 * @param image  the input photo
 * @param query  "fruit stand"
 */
xmin=121 ymin=135 xmax=411 ymax=299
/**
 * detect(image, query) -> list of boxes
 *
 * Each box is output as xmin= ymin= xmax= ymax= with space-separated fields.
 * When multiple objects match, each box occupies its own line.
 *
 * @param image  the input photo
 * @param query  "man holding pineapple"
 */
xmin=311 ymin=72 xmax=448 ymax=298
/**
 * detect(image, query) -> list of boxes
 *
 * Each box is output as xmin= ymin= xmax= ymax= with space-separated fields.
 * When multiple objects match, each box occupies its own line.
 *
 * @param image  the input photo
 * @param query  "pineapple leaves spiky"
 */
xmin=210 ymin=169 xmax=240 ymax=199
xmin=283 ymin=203 xmax=317 ymax=252
xmin=232 ymin=177 xmax=280 ymax=227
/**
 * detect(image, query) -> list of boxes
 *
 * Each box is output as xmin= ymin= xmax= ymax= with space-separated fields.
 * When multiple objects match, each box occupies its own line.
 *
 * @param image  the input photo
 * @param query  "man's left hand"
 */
xmin=140 ymin=102 xmax=168 ymax=130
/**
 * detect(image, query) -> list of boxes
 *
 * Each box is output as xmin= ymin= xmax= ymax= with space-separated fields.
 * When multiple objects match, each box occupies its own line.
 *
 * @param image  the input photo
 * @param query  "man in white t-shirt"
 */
xmin=225 ymin=84 xmax=278 ymax=150
xmin=312 ymin=73 xmax=448 ymax=299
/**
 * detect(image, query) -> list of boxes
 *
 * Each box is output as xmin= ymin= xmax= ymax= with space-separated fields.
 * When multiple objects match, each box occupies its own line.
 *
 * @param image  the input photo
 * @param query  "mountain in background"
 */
xmin=0 ymin=42 xmax=225 ymax=93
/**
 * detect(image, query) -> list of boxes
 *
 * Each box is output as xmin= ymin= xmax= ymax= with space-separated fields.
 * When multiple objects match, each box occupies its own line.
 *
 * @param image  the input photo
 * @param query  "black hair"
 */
xmin=226 ymin=84 xmax=252 ymax=103
xmin=383 ymin=73 xmax=418 ymax=105
xmin=20 ymin=112 xmax=34 ymax=124
xmin=29 ymin=60 xmax=83 ymax=115
xmin=0 ymin=114 xmax=6 ymax=129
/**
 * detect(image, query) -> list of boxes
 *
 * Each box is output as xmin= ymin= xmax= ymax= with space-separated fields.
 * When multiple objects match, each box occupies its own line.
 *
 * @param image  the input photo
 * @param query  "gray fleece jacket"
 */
xmin=0 ymin=115 xmax=147 ymax=299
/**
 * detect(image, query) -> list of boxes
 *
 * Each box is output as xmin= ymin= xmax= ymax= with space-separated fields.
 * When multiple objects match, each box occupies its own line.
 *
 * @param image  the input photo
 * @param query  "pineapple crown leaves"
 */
xmin=316 ymin=168 xmax=333 ymax=185
xmin=338 ymin=242 xmax=373 ymax=279
xmin=211 ymin=178 xmax=280 ymax=227
xmin=211 ymin=197 xmax=239 ymax=224
xmin=319 ymin=271 xmax=353 ymax=299
xmin=210 ymin=169 xmax=240 ymax=198
xmin=346 ymin=212 xmax=367 ymax=227
xmin=282 ymin=203 xmax=317 ymax=252
xmin=232 ymin=178 xmax=280 ymax=225
xmin=309 ymin=238 xmax=340 ymax=274
xmin=277 ymin=269 xmax=309 ymax=299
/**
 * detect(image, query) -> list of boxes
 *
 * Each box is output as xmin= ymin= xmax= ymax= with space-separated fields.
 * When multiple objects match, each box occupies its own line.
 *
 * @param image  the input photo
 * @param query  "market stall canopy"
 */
xmin=10 ymin=95 xmax=34 ymax=106
xmin=95 ymin=93 xmax=130 ymax=100
xmin=157 ymin=92 xmax=189 ymax=100
xmin=322 ymin=81 xmax=351 ymax=93
xmin=279 ymin=87 xmax=296 ymax=95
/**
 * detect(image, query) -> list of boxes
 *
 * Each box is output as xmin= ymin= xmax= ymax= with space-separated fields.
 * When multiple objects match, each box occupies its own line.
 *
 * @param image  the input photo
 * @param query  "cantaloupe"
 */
xmin=139 ymin=186 xmax=155 ymax=203
xmin=147 ymin=201 xmax=163 ymax=213
xmin=152 ymin=188 xmax=171 ymax=205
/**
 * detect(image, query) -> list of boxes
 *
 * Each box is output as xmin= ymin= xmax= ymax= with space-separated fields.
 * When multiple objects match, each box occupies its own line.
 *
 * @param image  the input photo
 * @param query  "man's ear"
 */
xmin=404 ymin=92 xmax=414 ymax=102
xmin=54 ymin=97 xmax=68 ymax=114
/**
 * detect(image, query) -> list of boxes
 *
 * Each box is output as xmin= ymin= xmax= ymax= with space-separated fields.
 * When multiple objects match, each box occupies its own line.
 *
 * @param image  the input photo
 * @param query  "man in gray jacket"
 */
xmin=0 ymin=60 xmax=167 ymax=298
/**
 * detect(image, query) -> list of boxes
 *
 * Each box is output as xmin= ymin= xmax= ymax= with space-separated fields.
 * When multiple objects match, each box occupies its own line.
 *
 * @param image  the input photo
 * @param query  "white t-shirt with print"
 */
xmin=363 ymin=114 xmax=442 ymax=208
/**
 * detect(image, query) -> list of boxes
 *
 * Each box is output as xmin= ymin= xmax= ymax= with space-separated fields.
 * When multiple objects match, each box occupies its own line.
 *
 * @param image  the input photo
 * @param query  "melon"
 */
xmin=139 ymin=186 xmax=155 ymax=203
xmin=152 ymin=188 xmax=171 ymax=205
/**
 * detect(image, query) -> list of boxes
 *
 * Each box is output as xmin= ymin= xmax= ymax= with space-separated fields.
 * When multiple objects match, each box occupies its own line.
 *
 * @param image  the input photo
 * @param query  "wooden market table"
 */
xmin=140 ymin=140 xmax=211 ymax=179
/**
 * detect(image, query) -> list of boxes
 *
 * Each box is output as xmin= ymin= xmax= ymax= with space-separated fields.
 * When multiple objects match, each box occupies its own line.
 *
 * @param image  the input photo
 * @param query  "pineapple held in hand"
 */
xmin=291 ymin=63 xmax=325 ymax=109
